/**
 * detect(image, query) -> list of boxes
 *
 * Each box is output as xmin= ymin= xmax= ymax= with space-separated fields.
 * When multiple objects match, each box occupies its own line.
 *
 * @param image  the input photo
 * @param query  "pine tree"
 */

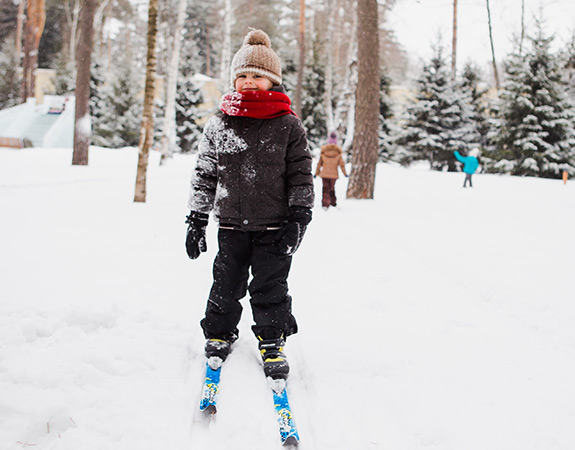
xmin=52 ymin=52 xmax=76 ymax=95
xmin=0 ymin=0 xmax=17 ymax=47
xmin=378 ymin=72 xmax=394 ymax=162
xmin=395 ymin=43 xmax=477 ymax=170
xmin=561 ymin=32 xmax=575 ymax=100
xmin=301 ymin=44 xmax=327 ymax=147
xmin=89 ymin=60 xmax=106 ymax=140
xmin=175 ymin=75 xmax=204 ymax=153
xmin=0 ymin=41 xmax=20 ymax=109
xmin=459 ymin=62 xmax=489 ymax=148
xmin=38 ymin=0 xmax=65 ymax=69
xmin=92 ymin=61 xmax=143 ymax=148
xmin=489 ymin=23 xmax=575 ymax=177
xmin=183 ymin=1 xmax=218 ymax=77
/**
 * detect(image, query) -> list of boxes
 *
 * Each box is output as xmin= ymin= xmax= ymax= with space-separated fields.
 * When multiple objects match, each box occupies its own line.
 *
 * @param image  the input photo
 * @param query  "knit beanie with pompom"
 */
xmin=230 ymin=29 xmax=282 ymax=86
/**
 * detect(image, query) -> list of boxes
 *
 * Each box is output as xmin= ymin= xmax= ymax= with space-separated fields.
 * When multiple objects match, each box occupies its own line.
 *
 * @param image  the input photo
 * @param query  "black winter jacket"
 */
xmin=188 ymin=102 xmax=314 ymax=231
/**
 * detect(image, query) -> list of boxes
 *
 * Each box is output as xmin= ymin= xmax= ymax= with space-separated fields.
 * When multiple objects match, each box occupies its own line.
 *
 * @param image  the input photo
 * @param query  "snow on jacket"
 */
xmin=454 ymin=151 xmax=479 ymax=174
xmin=315 ymin=144 xmax=347 ymax=179
xmin=188 ymin=110 xmax=314 ymax=231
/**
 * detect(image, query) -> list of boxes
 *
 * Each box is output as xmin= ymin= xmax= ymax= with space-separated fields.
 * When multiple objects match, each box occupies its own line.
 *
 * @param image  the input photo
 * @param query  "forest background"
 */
xmin=2 ymin=0 xmax=575 ymax=182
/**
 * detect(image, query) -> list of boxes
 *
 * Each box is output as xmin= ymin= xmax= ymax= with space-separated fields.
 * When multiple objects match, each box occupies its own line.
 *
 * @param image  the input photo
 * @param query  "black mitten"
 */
xmin=277 ymin=206 xmax=312 ymax=256
xmin=185 ymin=211 xmax=209 ymax=259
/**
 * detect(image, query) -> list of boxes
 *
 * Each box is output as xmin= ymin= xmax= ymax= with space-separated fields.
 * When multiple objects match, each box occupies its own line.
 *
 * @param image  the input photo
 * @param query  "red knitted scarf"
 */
xmin=220 ymin=91 xmax=296 ymax=119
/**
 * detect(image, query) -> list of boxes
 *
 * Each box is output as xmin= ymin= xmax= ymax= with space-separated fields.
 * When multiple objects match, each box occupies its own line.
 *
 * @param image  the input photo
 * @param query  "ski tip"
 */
xmin=283 ymin=435 xmax=299 ymax=447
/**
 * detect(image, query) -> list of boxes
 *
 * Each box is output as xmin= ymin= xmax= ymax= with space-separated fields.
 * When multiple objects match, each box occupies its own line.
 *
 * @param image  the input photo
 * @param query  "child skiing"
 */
xmin=454 ymin=148 xmax=480 ymax=187
xmin=185 ymin=29 xmax=314 ymax=384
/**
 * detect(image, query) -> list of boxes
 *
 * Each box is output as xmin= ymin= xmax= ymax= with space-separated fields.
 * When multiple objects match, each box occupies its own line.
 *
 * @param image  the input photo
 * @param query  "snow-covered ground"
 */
xmin=1 ymin=146 xmax=575 ymax=450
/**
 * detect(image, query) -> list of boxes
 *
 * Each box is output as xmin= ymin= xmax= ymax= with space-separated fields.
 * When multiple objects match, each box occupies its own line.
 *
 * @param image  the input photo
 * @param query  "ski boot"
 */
xmin=258 ymin=336 xmax=289 ymax=380
xmin=204 ymin=338 xmax=232 ymax=370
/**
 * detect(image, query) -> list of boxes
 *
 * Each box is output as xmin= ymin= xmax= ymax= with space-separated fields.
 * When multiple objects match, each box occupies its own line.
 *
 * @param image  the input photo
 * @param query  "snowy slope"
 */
xmin=1 ymin=147 xmax=575 ymax=450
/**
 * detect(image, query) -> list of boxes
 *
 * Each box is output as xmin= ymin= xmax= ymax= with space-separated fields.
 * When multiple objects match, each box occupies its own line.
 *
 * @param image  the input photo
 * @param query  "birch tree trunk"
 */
xmin=21 ymin=0 xmax=46 ymax=102
xmin=346 ymin=0 xmax=379 ymax=199
xmin=219 ymin=0 xmax=232 ymax=89
xmin=94 ymin=0 xmax=112 ymax=59
xmin=72 ymin=0 xmax=98 ymax=166
xmin=340 ymin=2 xmax=358 ymax=154
xmin=159 ymin=0 xmax=187 ymax=166
xmin=324 ymin=0 xmax=335 ymax=132
xmin=134 ymin=0 xmax=159 ymax=203
xmin=295 ymin=0 xmax=305 ymax=117
xmin=65 ymin=0 xmax=81 ymax=66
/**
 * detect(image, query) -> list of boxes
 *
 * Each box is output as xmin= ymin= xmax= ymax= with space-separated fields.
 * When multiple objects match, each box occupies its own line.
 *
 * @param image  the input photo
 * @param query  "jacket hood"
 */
xmin=320 ymin=143 xmax=342 ymax=158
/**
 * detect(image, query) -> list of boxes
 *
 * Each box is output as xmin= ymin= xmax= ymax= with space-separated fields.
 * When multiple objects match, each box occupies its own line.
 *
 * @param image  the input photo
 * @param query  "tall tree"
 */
xmin=451 ymin=0 xmax=457 ymax=77
xmin=91 ymin=60 xmax=143 ymax=148
xmin=486 ymin=0 xmax=499 ymax=88
xmin=219 ymin=0 xmax=232 ymax=88
xmin=21 ymin=0 xmax=46 ymax=102
xmin=159 ymin=0 xmax=187 ymax=165
xmin=395 ymin=43 xmax=478 ymax=170
xmin=134 ymin=0 xmax=159 ymax=203
xmin=295 ymin=0 xmax=305 ymax=116
xmin=15 ymin=0 xmax=24 ymax=58
xmin=38 ymin=0 xmax=67 ymax=69
xmin=337 ymin=0 xmax=358 ymax=153
xmin=346 ymin=0 xmax=379 ymax=199
xmin=0 ymin=41 xmax=21 ymax=109
xmin=72 ymin=0 xmax=98 ymax=166
xmin=489 ymin=23 xmax=575 ymax=178
xmin=519 ymin=0 xmax=525 ymax=54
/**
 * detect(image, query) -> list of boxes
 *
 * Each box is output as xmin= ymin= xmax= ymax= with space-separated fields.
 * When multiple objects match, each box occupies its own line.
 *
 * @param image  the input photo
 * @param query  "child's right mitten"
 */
xmin=185 ymin=211 xmax=209 ymax=259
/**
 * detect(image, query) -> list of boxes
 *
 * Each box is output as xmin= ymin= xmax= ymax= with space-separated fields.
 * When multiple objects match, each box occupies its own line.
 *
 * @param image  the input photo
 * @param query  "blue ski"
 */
xmin=272 ymin=385 xmax=300 ymax=446
xmin=199 ymin=362 xmax=221 ymax=414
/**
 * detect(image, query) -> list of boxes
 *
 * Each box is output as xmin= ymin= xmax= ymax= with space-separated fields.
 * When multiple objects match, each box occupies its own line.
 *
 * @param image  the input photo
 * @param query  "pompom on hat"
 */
xmin=230 ymin=29 xmax=282 ymax=86
xmin=327 ymin=131 xmax=338 ymax=145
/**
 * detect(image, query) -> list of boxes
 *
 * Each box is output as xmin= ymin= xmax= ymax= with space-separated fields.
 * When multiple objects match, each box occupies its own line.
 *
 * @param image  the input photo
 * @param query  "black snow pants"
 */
xmin=200 ymin=228 xmax=298 ymax=341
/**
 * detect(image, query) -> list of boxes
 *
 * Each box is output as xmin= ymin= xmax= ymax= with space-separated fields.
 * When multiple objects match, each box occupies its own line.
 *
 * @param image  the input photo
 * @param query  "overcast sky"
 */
xmin=387 ymin=0 xmax=575 ymax=69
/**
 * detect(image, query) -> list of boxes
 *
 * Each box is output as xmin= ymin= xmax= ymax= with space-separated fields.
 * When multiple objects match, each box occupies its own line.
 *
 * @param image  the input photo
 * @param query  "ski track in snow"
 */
xmin=1 ymin=146 xmax=575 ymax=450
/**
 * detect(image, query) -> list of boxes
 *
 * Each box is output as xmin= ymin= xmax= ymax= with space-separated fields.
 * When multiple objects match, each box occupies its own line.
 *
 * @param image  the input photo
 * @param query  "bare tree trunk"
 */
xmin=519 ymin=0 xmax=525 ymax=54
xmin=486 ymin=0 xmax=499 ymax=89
xmin=21 ymin=0 xmax=46 ymax=102
xmin=340 ymin=3 xmax=358 ymax=154
xmin=451 ymin=0 xmax=457 ymax=78
xmin=72 ymin=0 xmax=98 ymax=166
xmin=295 ymin=0 xmax=305 ymax=117
xmin=346 ymin=0 xmax=379 ymax=199
xmin=159 ymin=0 xmax=187 ymax=166
xmin=65 ymin=0 xmax=81 ymax=65
xmin=93 ymin=0 xmax=111 ymax=59
xmin=134 ymin=0 xmax=159 ymax=203
xmin=205 ymin=27 xmax=212 ymax=77
xmin=219 ymin=0 xmax=232 ymax=89
xmin=15 ymin=0 xmax=25 ymax=59
xmin=324 ymin=0 xmax=335 ymax=132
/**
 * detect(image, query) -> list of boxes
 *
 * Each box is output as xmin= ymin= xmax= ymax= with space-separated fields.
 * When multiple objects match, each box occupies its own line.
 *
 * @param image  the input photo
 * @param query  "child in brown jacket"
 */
xmin=315 ymin=131 xmax=347 ymax=208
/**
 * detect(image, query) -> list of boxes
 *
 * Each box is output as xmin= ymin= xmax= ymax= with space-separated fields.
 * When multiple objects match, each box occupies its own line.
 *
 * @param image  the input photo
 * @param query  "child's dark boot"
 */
xmin=204 ymin=338 xmax=232 ymax=369
xmin=258 ymin=336 xmax=289 ymax=380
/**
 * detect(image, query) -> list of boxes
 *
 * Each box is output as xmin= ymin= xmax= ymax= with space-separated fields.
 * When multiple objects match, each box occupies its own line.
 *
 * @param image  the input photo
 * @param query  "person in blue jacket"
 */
xmin=454 ymin=148 xmax=480 ymax=187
